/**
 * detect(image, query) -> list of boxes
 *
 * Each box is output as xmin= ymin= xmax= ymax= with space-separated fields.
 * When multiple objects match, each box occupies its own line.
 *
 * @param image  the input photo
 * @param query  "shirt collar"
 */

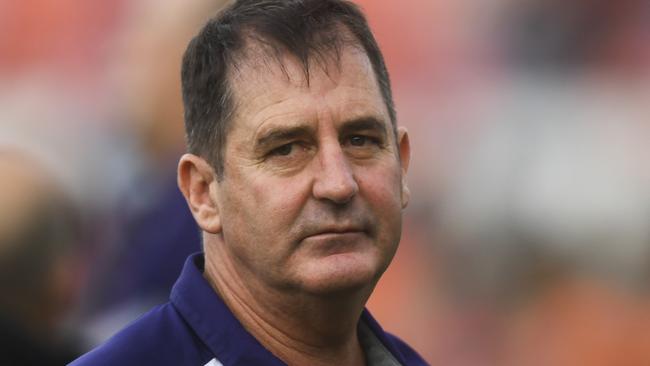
xmin=170 ymin=253 xmax=286 ymax=365
xmin=171 ymin=253 xmax=405 ymax=366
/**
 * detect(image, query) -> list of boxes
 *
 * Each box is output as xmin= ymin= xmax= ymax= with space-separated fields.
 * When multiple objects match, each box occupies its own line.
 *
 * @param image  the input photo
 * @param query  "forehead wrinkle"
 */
xmin=252 ymin=107 xmax=314 ymax=142
xmin=230 ymin=33 xmax=368 ymax=98
xmin=228 ymin=67 xmax=295 ymax=148
xmin=228 ymin=52 xmax=303 ymax=127
xmin=230 ymin=39 xmax=303 ymax=93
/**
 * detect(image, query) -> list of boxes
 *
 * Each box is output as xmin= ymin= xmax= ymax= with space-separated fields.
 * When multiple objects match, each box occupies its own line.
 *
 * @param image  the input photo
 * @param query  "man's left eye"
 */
xmin=349 ymin=135 xmax=368 ymax=146
xmin=272 ymin=143 xmax=294 ymax=156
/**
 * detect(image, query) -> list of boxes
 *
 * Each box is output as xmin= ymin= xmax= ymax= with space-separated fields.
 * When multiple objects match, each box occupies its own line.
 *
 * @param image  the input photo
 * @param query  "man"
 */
xmin=0 ymin=150 xmax=83 ymax=365
xmin=71 ymin=0 xmax=426 ymax=365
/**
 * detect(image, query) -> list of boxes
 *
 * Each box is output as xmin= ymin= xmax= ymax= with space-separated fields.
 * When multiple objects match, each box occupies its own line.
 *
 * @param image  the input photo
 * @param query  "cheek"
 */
xmin=248 ymin=176 xmax=311 ymax=229
xmin=356 ymin=165 xmax=405 ymax=240
xmin=356 ymin=164 xmax=403 ymax=208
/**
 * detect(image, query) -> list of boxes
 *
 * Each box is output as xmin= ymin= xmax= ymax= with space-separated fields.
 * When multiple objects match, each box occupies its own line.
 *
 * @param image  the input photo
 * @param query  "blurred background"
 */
xmin=1 ymin=0 xmax=649 ymax=364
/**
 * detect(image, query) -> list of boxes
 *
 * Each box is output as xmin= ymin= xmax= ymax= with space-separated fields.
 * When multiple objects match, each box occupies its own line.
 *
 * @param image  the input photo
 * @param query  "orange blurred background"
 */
xmin=1 ymin=0 xmax=649 ymax=364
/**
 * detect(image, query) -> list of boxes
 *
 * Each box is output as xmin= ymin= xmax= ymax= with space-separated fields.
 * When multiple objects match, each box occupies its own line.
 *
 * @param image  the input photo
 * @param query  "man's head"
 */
xmin=178 ymin=0 xmax=409 ymax=296
xmin=181 ymin=0 xmax=396 ymax=178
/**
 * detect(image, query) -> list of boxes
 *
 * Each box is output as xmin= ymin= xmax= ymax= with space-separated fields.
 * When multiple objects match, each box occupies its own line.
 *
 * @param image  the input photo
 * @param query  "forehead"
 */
xmin=227 ymin=43 xmax=389 ymax=136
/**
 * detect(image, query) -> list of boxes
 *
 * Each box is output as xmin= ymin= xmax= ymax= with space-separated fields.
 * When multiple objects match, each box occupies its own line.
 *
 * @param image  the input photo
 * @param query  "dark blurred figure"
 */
xmin=0 ymin=150 xmax=85 ymax=365
xmin=76 ymin=0 xmax=224 ymax=345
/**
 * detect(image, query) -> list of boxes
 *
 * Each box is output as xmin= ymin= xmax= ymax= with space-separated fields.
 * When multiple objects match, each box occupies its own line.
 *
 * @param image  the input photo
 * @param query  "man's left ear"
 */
xmin=397 ymin=126 xmax=411 ymax=208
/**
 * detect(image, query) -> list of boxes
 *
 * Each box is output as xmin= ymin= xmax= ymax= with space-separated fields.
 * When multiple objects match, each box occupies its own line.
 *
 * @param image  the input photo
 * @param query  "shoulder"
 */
xmin=68 ymin=303 xmax=211 ymax=366
xmin=384 ymin=332 xmax=430 ymax=366
xmin=360 ymin=310 xmax=429 ymax=366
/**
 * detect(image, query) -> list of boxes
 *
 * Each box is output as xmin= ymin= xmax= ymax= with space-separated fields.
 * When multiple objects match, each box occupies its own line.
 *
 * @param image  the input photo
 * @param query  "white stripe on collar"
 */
xmin=204 ymin=358 xmax=224 ymax=366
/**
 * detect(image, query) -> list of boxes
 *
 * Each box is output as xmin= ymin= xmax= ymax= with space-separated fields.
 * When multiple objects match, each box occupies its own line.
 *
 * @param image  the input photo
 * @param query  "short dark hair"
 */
xmin=181 ymin=0 xmax=395 ymax=178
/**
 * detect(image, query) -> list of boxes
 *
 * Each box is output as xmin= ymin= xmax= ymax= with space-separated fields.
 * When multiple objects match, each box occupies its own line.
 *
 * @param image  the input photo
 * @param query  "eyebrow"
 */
xmin=339 ymin=116 xmax=389 ymax=139
xmin=255 ymin=125 xmax=315 ymax=151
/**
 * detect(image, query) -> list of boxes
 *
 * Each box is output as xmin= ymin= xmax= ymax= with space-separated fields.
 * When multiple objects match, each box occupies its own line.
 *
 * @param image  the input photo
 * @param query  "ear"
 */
xmin=397 ymin=127 xmax=411 ymax=209
xmin=177 ymin=154 xmax=222 ymax=233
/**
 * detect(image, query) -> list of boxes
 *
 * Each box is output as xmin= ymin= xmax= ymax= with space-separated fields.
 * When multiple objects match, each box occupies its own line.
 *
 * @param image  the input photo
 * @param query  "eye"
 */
xmin=349 ymin=135 xmax=367 ymax=146
xmin=271 ymin=143 xmax=293 ymax=156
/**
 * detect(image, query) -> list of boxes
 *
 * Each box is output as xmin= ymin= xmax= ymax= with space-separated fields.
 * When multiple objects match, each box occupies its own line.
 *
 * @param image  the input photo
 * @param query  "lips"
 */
xmin=295 ymin=214 xmax=374 ymax=244
xmin=300 ymin=231 xmax=367 ymax=257
xmin=313 ymin=227 xmax=364 ymax=235
xmin=301 ymin=225 xmax=367 ymax=240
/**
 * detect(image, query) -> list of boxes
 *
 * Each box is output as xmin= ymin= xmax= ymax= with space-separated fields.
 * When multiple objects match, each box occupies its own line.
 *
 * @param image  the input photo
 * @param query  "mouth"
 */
xmin=306 ymin=230 xmax=365 ymax=240
xmin=303 ymin=226 xmax=367 ymax=239
xmin=301 ymin=230 xmax=368 ymax=256
xmin=300 ymin=225 xmax=369 ymax=251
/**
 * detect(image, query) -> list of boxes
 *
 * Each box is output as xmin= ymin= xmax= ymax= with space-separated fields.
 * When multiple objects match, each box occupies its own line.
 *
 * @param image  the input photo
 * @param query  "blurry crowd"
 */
xmin=1 ymin=0 xmax=649 ymax=365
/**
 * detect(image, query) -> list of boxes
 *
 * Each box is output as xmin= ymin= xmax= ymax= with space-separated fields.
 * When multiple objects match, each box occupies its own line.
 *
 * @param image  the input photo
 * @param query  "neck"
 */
xmin=203 ymin=237 xmax=372 ymax=366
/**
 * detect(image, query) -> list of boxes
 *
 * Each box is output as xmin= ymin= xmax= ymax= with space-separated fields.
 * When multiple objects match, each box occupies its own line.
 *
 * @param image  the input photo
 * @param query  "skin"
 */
xmin=178 ymin=44 xmax=410 ymax=366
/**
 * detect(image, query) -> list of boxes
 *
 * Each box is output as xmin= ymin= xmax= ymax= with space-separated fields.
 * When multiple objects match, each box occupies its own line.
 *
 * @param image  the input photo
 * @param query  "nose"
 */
xmin=312 ymin=143 xmax=359 ymax=204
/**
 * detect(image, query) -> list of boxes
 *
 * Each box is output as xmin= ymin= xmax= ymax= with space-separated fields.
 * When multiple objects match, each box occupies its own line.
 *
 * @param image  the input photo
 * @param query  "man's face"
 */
xmin=210 ymin=45 xmax=409 ymax=295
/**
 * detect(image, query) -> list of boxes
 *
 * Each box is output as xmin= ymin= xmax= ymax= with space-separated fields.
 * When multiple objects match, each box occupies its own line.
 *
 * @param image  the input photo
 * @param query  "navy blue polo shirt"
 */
xmin=70 ymin=253 xmax=428 ymax=365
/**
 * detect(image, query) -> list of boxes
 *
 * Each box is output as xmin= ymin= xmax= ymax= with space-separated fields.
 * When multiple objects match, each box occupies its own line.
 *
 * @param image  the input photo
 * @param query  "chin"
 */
xmin=297 ymin=253 xmax=386 ymax=295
